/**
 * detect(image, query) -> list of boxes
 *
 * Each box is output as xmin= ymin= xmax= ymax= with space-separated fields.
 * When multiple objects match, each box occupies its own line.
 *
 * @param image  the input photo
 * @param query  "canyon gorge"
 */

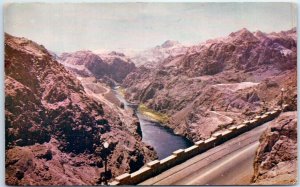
xmin=5 ymin=27 xmax=297 ymax=185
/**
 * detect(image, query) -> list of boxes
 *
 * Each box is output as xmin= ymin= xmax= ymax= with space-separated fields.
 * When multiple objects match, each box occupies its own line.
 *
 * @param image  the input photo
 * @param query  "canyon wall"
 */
xmin=58 ymin=50 xmax=136 ymax=84
xmin=5 ymin=34 xmax=156 ymax=185
xmin=123 ymin=28 xmax=297 ymax=143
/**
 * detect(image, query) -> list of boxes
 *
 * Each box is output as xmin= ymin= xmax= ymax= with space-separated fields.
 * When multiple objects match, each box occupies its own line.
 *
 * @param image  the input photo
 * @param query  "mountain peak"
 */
xmin=229 ymin=28 xmax=258 ymax=42
xmin=161 ymin=40 xmax=180 ymax=48
xmin=229 ymin=28 xmax=252 ymax=37
xmin=253 ymin=30 xmax=268 ymax=39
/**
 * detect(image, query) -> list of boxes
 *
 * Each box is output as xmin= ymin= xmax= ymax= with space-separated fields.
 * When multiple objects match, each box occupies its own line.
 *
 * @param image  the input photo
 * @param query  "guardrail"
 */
xmin=110 ymin=104 xmax=288 ymax=185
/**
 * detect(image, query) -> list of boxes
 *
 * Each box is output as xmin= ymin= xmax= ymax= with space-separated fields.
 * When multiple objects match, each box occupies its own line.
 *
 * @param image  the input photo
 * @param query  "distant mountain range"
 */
xmin=129 ymin=40 xmax=189 ymax=67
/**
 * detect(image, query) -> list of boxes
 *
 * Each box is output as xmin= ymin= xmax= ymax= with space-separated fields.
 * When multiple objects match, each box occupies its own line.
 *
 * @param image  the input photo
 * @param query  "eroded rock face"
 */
xmin=6 ymin=139 xmax=100 ymax=185
xmin=58 ymin=50 xmax=136 ymax=83
xmin=5 ymin=34 xmax=156 ymax=185
xmin=252 ymin=112 xmax=297 ymax=185
xmin=123 ymin=28 xmax=297 ymax=142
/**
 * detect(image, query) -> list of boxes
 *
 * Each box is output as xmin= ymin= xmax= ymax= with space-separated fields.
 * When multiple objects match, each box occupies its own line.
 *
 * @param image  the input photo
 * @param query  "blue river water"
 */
xmin=113 ymin=86 xmax=192 ymax=159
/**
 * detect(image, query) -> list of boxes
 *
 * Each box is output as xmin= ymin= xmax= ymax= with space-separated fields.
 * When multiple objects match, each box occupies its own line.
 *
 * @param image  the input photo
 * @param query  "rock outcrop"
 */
xmin=123 ymin=28 xmax=297 ymax=142
xmin=252 ymin=112 xmax=297 ymax=185
xmin=58 ymin=50 xmax=136 ymax=83
xmin=5 ymin=34 xmax=156 ymax=185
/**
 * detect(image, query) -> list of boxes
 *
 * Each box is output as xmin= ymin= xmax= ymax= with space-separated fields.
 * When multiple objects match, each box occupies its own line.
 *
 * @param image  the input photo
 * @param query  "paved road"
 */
xmin=140 ymin=122 xmax=270 ymax=185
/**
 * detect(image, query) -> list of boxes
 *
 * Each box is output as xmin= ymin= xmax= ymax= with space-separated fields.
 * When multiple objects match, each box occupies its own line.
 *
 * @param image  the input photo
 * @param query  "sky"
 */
xmin=4 ymin=2 xmax=297 ymax=53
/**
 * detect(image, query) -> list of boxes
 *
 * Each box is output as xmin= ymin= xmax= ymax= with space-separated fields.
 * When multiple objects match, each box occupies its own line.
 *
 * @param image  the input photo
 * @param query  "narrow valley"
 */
xmin=4 ymin=3 xmax=297 ymax=186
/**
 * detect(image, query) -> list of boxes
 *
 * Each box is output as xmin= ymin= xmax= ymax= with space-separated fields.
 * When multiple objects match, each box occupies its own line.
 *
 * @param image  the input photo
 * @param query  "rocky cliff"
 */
xmin=5 ymin=34 xmax=156 ymax=185
xmin=123 ymin=28 xmax=297 ymax=142
xmin=58 ymin=50 xmax=136 ymax=84
xmin=252 ymin=112 xmax=297 ymax=184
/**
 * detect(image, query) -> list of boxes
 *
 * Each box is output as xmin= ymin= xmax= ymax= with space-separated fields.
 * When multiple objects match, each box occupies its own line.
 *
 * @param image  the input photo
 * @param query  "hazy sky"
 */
xmin=4 ymin=3 xmax=297 ymax=53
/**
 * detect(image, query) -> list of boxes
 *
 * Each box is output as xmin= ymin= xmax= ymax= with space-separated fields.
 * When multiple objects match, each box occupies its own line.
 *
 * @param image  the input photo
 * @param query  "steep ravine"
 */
xmin=5 ymin=34 xmax=156 ymax=185
xmin=113 ymin=86 xmax=193 ymax=159
xmin=57 ymin=46 xmax=194 ymax=160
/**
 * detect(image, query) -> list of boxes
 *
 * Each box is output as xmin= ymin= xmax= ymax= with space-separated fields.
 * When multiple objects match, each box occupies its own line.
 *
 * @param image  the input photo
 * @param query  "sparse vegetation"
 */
xmin=118 ymin=87 xmax=126 ymax=97
xmin=138 ymin=104 xmax=169 ymax=124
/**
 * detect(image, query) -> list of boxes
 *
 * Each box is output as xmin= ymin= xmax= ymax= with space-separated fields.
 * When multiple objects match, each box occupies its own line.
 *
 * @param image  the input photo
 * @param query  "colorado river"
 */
xmin=113 ymin=86 xmax=192 ymax=159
